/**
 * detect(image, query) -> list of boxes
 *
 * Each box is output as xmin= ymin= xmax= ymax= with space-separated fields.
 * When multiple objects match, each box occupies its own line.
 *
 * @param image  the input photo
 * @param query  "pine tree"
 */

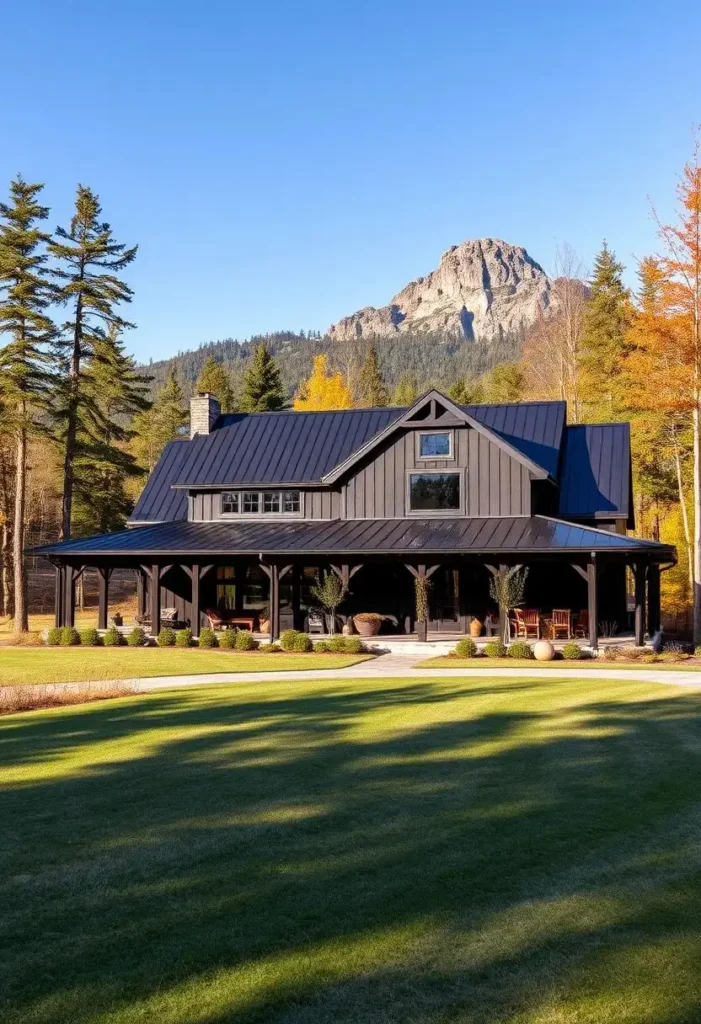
xmin=579 ymin=242 xmax=632 ymax=418
xmin=239 ymin=344 xmax=286 ymax=412
xmin=0 ymin=177 xmax=56 ymax=632
xmin=392 ymin=374 xmax=419 ymax=406
xmin=448 ymin=378 xmax=486 ymax=404
xmin=195 ymin=355 xmax=235 ymax=412
xmin=131 ymin=368 xmax=187 ymax=472
xmin=293 ymin=355 xmax=353 ymax=410
xmin=49 ymin=185 xmax=137 ymax=538
xmin=483 ymin=362 xmax=524 ymax=403
xmin=357 ymin=344 xmax=389 ymax=407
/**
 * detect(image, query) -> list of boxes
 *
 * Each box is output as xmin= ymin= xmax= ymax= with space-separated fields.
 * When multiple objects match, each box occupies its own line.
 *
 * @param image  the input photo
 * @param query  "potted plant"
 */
xmin=353 ymin=612 xmax=383 ymax=637
xmin=311 ymin=571 xmax=346 ymax=634
xmin=469 ymin=616 xmax=483 ymax=637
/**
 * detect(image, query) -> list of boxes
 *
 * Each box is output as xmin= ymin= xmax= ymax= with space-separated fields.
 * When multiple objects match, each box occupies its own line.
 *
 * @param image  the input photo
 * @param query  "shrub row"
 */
xmin=46 ymin=625 xmax=150 ymax=647
xmin=315 ymin=634 xmax=366 ymax=654
xmin=46 ymin=626 xmax=366 ymax=654
xmin=453 ymin=637 xmax=586 ymax=660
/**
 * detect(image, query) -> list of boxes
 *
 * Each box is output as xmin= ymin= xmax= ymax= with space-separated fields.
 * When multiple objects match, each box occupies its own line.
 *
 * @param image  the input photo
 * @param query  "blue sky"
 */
xmin=2 ymin=0 xmax=700 ymax=361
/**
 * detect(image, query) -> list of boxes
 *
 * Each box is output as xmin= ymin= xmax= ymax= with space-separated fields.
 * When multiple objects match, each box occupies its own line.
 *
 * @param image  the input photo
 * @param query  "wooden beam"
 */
xmin=54 ymin=565 xmax=64 ymax=628
xmin=64 ymin=567 xmax=76 ymax=628
xmin=191 ymin=563 xmax=200 ymax=636
xmin=97 ymin=567 xmax=111 ymax=631
xmin=634 ymin=562 xmax=646 ymax=646
xmin=648 ymin=565 xmax=661 ymax=635
xmin=270 ymin=565 xmax=280 ymax=640
xmin=150 ymin=564 xmax=161 ymax=637
xmin=571 ymin=564 xmax=588 ymax=582
xmin=136 ymin=569 xmax=147 ymax=618
xmin=588 ymin=557 xmax=598 ymax=651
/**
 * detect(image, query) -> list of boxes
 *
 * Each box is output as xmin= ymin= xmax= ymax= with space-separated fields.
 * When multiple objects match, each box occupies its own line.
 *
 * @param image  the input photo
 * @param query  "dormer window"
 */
xmin=418 ymin=431 xmax=453 ymax=459
xmin=221 ymin=489 xmax=301 ymax=517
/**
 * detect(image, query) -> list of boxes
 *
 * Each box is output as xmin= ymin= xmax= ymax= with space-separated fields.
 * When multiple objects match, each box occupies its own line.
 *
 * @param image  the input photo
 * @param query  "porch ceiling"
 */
xmin=30 ymin=515 xmax=676 ymax=561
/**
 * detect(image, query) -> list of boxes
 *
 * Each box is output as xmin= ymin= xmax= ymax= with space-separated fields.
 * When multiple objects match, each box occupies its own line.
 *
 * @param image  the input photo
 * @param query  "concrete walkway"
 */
xmin=13 ymin=653 xmax=701 ymax=696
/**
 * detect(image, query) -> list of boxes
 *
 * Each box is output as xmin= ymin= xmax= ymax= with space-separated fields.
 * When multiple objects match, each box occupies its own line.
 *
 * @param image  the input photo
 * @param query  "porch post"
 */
xmin=150 ymin=564 xmax=161 ymax=636
xmin=136 ymin=569 xmax=147 ymax=617
xmin=191 ymin=563 xmax=200 ymax=637
xmin=587 ymin=556 xmax=598 ymax=651
xmin=64 ymin=567 xmax=76 ymax=628
xmin=634 ymin=562 xmax=646 ymax=646
xmin=54 ymin=565 xmax=64 ymax=627
xmin=97 ymin=568 xmax=111 ymax=630
xmin=270 ymin=565 xmax=280 ymax=640
xmin=647 ymin=564 xmax=661 ymax=635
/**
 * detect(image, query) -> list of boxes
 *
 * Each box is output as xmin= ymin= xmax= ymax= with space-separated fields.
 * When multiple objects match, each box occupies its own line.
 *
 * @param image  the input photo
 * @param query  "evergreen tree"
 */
xmin=579 ymin=242 xmax=632 ymax=418
xmin=357 ymin=344 xmax=389 ymax=407
xmin=0 ymin=177 xmax=56 ymax=632
xmin=483 ymin=362 xmax=524 ymax=403
xmin=195 ymin=355 xmax=235 ymax=412
xmin=131 ymin=368 xmax=187 ymax=472
xmin=294 ymin=355 xmax=352 ymax=411
xmin=239 ymin=344 xmax=285 ymax=412
xmin=392 ymin=374 xmax=419 ymax=406
xmin=49 ymin=185 xmax=137 ymax=538
xmin=448 ymin=378 xmax=486 ymax=404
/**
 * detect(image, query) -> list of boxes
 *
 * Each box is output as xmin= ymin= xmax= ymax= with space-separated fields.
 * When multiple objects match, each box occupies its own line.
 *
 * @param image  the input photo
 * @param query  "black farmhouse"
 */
xmin=34 ymin=390 xmax=676 ymax=647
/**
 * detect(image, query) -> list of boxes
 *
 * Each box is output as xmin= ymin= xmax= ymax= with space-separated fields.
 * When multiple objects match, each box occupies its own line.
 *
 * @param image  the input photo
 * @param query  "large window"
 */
xmin=408 ymin=472 xmax=461 ymax=513
xmin=418 ymin=431 xmax=452 ymax=459
xmin=221 ymin=490 xmax=301 ymax=516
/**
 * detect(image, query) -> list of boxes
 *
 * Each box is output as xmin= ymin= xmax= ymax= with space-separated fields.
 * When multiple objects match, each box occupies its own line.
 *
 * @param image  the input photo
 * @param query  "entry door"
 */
xmin=428 ymin=568 xmax=461 ymax=632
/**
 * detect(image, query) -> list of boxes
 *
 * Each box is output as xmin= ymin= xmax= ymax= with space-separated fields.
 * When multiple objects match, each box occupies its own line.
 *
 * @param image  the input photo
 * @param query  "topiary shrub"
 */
xmin=279 ymin=629 xmax=300 ymax=652
xmin=80 ymin=628 xmax=101 ymax=647
xmin=127 ymin=627 xmax=147 ymax=647
xmin=218 ymin=629 xmax=236 ymax=649
xmin=508 ymin=641 xmax=533 ymax=659
xmin=455 ymin=637 xmax=477 ymax=658
xmin=103 ymin=625 xmax=124 ymax=647
xmin=59 ymin=627 xmax=80 ymax=646
xmin=315 ymin=640 xmax=331 ymax=652
xmin=176 ymin=628 xmax=194 ymax=647
xmin=485 ymin=639 xmax=507 ymax=658
xmin=234 ymin=629 xmax=258 ymax=651
xmin=562 ymin=641 xmax=582 ymax=660
xmin=157 ymin=628 xmax=176 ymax=647
xmin=327 ymin=635 xmax=347 ymax=653
xmin=342 ymin=634 xmax=365 ymax=654
xmin=292 ymin=632 xmax=313 ymax=652
xmin=198 ymin=628 xmax=218 ymax=649
xmin=46 ymin=626 xmax=62 ymax=646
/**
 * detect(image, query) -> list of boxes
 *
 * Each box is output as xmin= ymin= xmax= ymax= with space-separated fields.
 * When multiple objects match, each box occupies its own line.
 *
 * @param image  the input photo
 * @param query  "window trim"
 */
xmin=406 ymin=469 xmax=464 ymax=517
xmin=219 ymin=489 xmax=304 ymax=519
xmin=416 ymin=429 xmax=454 ymax=461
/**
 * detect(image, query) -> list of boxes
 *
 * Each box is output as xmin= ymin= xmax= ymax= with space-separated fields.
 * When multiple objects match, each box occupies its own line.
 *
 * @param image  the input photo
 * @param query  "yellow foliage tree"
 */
xmin=293 ymin=356 xmax=352 ymax=411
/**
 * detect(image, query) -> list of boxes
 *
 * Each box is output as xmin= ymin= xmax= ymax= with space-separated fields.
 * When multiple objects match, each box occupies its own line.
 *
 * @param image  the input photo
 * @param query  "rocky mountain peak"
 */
xmin=327 ymin=238 xmax=553 ymax=342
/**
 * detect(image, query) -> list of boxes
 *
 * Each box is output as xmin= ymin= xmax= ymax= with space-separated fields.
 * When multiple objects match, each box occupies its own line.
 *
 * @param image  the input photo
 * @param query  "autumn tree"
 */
xmin=357 ymin=344 xmax=389 ymax=407
xmin=482 ymin=362 xmax=524 ymax=403
xmin=294 ymin=355 xmax=353 ymax=410
xmin=392 ymin=374 xmax=419 ymax=406
xmin=579 ymin=242 xmax=632 ymax=418
xmin=196 ymin=355 xmax=235 ymax=412
xmin=239 ymin=344 xmax=286 ymax=412
xmin=448 ymin=378 xmax=485 ymax=404
xmin=0 ymin=178 xmax=56 ymax=632
xmin=49 ymin=185 xmax=137 ymax=539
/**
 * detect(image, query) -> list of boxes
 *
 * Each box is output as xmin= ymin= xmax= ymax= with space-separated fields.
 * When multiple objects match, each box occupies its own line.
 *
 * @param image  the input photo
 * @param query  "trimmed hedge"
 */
xmin=327 ymin=635 xmax=347 ymax=653
xmin=279 ymin=629 xmax=300 ymax=652
xmin=342 ymin=635 xmax=365 ymax=654
xmin=46 ymin=627 xmax=62 ymax=647
xmin=234 ymin=630 xmax=258 ymax=651
xmin=562 ymin=641 xmax=583 ymax=660
xmin=218 ymin=629 xmax=236 ymax=649
xmin=485 ymin=639 xmax=507 ymax=658
xmin=127 ymin=627 xmax=147 ymax=647
xmin=455 ymin=637 xmax=478 ymax=658
xmin=315 ymin=640 xmax=331 ymax=652
xmin=292 ymin=632 xmax=313 ymax=652
xmin=261 ymin=642 xmax=281 ymax=653
xmin=157 ymin=628 xmax=176 ymax=647
xmin=103 ymin=625 xmax=124 ymax=647
xmin=508 ymin=641 xmax=533 ymax=659
xmin=198 ymin=628 xmax=218 ymax=648
xmin=79 ymin=628 xmax=101 ymax=647
xmin=59 ymin=627 xmax=80 ymax=647
xmin=175 ymin=628 xmax=194 ymax=648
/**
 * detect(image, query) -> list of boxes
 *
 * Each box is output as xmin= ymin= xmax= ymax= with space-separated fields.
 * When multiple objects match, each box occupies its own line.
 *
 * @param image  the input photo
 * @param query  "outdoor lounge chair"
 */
xmin=512 ymin=608 xmax=540 ymax=639
xmin=550 ymin=609 xmax=572 ymax=640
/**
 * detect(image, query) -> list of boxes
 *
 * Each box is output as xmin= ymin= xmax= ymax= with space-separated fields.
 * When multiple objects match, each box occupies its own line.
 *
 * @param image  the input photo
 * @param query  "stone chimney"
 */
xmin=190 ymin=393 xmax=221 ymax=439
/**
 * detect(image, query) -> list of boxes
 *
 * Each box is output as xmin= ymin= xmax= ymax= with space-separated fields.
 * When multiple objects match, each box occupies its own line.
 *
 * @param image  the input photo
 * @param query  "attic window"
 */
xmin=221 ymin=490 xmax=301 ymax=517
xmin=419 ymin=431 xmax=452 ymax=459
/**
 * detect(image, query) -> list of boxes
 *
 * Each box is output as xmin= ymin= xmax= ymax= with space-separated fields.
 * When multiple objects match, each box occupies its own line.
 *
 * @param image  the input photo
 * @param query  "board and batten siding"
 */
xmin=189 ymin=489 xmax=340 ymax=521
xmin=342 ymin=427 xmax=533 ymax=518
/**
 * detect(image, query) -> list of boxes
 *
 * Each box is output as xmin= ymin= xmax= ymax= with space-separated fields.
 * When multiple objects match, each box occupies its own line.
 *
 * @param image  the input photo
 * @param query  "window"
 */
xmin=419 ymin=431 xmax=452 ymax=459
xmin=408 ymin=472 xmax=461 ymax=512
xmin=243 ymin=492 xmax=260 ymax=514
xmin=220 ymin=489 xmax=302 ymax=516
xmin=221 ymin=492 xmax=240 ymax=514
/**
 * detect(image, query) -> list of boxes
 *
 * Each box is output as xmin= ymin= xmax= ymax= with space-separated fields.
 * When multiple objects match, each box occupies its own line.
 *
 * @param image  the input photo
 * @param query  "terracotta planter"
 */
xmin=354 ymin=618 xmax=381 ymax=637
xmin=469 ymin=618 xmax=483 ymax=637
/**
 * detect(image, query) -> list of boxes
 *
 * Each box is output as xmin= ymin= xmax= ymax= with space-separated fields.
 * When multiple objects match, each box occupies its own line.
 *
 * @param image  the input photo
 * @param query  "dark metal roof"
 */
xmin=558 ymin=424 xmax=632 ymax=523
xmin=463 ymin=401 xmax=566 ymax=479
xmin=32 ymin=515 xmax=674 ymax=560
xmin=129 ymin=440 xmax=190 ymax=524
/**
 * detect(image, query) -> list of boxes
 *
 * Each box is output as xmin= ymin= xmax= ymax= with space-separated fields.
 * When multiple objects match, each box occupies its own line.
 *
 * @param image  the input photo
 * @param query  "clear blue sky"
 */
xmin=2 ymin=0 xmax=700 ymax=362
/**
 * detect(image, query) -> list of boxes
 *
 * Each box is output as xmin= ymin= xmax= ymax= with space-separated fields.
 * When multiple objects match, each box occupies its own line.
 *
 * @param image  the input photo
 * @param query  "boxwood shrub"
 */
xmin=127 ymin=627 xmax=147 ymax=647
xmin=157 ymin=628 xmax=176 ymax=647
xmin=279 ymin=629 xmax=300 ymax=652
xmin=46 ymin=627 xmax=62 ymax=646
xmin=562 ymin=641 xmax=583 ymax=660
xmin=342 ymin=635 xmax=365 ymax=654
xmin=234 ymin=630 xmax=258 ymax=651
xmin=103 ymin=625 xmax=124 ymax=647
xmin=485 ymin=639 xmax=507 ymax=658
xmin=79 ymin=628 xmax=101 ymax=647
xmin=327 ymin=635 xmax=347 ymax=653
xmin=292 ymin=632 xmax=313 ymax=652
xmin=218 ymin=629 xmax=236 ymax=649
xmin=315 ymin=640 xmax=331 ymax=652
xmin=198 ymin=628 xmax=218 ymax=649
xmin=508 ymin=641 xmax=533 ymax=659
xmin=59 ymin=627 xmax=80 ymax=647
xmin=175 ymin=628 xmax=194 ymax=648
xmin=455 ymin=637 xmax=477 ymax=658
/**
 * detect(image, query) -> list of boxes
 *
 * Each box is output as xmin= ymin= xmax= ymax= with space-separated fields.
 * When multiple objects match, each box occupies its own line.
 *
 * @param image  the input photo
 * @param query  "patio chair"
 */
xmin=574 ymin=609 xmax=589 ymax=638
xmin=512 ymin=608 xmax=540 ymax=639
xmin=550 ymin=609 xmax=572 ymax=640
xmin=307 ymin=609 xmax=325 ymax=634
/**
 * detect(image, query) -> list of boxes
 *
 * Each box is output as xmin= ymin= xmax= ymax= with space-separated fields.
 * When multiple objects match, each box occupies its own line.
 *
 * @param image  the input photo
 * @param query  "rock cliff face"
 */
xmin=327 ymin=238 xmax=552 ymax=342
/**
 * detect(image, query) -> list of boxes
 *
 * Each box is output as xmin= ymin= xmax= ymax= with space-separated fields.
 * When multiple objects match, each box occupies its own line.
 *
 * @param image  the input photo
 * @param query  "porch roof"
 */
xmin=31 ymin=515 xmax=676 ymax=561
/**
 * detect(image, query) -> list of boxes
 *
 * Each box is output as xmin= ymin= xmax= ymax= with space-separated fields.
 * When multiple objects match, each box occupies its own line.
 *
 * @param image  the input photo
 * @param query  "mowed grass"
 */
xmin=4 ymin=677 xmax=701 ymax=1023
xmin=419 ymin=655 xmax=701 ymax=671
xmin=0 ymin=649 xmax=372 ymax=685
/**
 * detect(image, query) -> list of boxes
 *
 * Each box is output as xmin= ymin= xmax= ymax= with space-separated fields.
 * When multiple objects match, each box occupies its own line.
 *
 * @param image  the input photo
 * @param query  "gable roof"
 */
xmin=129 ymin=440 xmax=190 ymax=524
xmin=558 ymin=423 xmax=633 ymax=525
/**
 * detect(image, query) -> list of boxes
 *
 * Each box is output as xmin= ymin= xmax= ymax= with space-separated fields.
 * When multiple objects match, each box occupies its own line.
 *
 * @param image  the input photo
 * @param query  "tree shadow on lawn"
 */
xmin=3 ymin=678 xmax=701 ymax=1023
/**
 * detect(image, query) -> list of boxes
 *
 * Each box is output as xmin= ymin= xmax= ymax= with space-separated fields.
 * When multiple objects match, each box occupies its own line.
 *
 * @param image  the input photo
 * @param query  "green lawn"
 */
xmin=0 ymin=649 xmax=371 ymax=685
xmin=419 ymin=655 xmax=701 ymax=670
xmin=3 ymin=676 xmax=701 ymax=1023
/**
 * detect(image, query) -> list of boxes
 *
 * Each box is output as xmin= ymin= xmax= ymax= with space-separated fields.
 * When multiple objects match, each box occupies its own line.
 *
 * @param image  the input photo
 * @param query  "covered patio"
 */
xmin=34 ymin=515 xmax=676 ymax=649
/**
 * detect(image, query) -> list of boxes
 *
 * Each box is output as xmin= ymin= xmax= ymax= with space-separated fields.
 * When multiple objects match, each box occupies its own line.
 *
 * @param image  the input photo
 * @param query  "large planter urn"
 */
xmin=533 ymin=640 xmax=555 ymax=662
xmin=354 ymin=614 xmax=382 ymax=637
xmin=469 ymin=618 xmax=483 ymax=638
